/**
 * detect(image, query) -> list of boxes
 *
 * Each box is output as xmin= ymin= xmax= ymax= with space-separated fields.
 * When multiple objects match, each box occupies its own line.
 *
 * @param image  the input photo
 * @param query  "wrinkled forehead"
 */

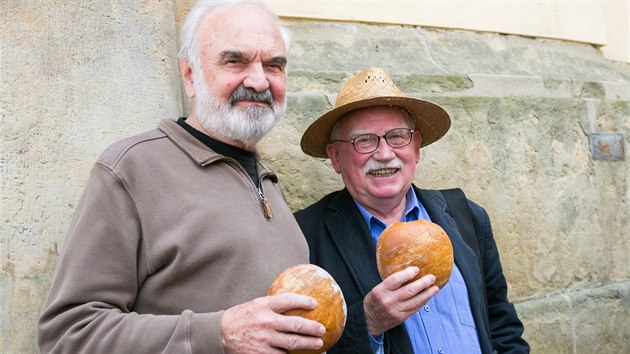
xmin=333 ymin=105 xmax=414 ymax=136
xmin=198 ymin=4 xmax=286 ymax=57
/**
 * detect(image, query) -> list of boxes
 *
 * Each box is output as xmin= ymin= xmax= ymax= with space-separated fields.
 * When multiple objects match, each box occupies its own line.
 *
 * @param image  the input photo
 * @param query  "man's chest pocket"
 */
xmin=447 ymin=264 xmax=477 ymax=328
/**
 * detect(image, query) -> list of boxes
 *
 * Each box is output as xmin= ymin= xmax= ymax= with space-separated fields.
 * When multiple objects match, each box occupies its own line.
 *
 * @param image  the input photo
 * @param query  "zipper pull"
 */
xmin=258 ymin=188 xmax=272 ymax=220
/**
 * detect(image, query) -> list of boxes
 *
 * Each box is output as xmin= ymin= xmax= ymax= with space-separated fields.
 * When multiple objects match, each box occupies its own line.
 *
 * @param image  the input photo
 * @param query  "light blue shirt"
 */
xmin=355 ymin=187 xmax=482 ymax=354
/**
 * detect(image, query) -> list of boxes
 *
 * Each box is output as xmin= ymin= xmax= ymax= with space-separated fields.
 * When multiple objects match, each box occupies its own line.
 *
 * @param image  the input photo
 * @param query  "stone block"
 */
xmin=572 ymin=283 xmax=630 ymax=353
xmin=1 ymin=5 xmax=629 ymax=354
xmin=517 ymin=282 xmax=630 ymax=353
xmin=517 ymin=295 xmax=574 ymax=353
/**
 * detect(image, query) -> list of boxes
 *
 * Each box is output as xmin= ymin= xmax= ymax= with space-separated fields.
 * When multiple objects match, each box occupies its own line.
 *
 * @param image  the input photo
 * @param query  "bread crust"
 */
xmin=267 ymin=264 xmax=347 ymax=354
xmin=376 ymin=220 xmax=454 ymax=289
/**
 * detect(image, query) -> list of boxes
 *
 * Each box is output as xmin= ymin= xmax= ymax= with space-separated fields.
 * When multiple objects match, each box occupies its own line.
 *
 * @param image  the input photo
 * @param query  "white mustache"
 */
xmin=229 ymin=85 xmax=274 ymax=107
xmin=363 ymin=157 xmax=404 ymax=175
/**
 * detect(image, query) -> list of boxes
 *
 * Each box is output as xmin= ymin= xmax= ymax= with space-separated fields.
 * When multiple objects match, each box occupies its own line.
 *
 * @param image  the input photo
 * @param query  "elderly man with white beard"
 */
xmin=37 ymin=1 xmax=327 ymax=353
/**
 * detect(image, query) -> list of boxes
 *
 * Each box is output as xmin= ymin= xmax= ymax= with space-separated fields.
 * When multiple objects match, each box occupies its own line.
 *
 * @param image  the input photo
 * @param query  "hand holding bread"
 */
xmin=268 ymin=264 xmax=347 ymax=354
xmin=376 ymin=219 xmax=454 ymax=289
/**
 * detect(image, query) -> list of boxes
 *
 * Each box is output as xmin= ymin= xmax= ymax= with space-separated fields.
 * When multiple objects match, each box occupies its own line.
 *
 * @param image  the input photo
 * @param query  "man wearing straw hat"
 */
xmin=295 ymin=68 xmax=529 ymax=353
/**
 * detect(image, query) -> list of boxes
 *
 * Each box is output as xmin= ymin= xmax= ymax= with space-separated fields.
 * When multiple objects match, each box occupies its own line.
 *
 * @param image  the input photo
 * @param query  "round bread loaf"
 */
xmin=267 ymin=264 xmax=347 ymax=354
xmin=376 ymin=219 xmax=454 ymax=289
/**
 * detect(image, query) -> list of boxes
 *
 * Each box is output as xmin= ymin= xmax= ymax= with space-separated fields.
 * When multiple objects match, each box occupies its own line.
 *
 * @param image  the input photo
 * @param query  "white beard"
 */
xmin=192 ymin=69 xmax=285 ymax=148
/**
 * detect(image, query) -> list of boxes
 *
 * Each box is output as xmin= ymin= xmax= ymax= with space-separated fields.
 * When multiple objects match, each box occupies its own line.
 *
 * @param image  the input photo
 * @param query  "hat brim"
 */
xmin=300 ymin=96 xmax=451 ymax=158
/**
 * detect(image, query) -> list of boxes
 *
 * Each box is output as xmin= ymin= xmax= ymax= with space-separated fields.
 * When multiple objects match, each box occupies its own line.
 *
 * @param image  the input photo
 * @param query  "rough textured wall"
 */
xmin=2 ymin=2 xmax=629 ymax=353
xmin=1 ymin=1 xmax=183 ymax=351
xmin=265 ymin=22 xmax=629 ymax=354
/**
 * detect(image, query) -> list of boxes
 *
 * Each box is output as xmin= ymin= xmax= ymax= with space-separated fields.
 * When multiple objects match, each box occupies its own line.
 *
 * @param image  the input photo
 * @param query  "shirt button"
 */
xmin=424 ymin=305 xmax=430 ymax=312
xmin=437 ymin=348 xmax=444 ymax=354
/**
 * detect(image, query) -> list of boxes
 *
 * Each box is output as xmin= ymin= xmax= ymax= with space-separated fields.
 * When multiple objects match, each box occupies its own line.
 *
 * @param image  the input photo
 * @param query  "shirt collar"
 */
xmin=354 ymin=187 xmax=421 ymax=235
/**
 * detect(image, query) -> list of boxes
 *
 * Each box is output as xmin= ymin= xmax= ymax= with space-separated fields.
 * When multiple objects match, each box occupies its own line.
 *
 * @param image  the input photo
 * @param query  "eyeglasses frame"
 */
xmin=330 ymin=127 xmax=416 ymax=154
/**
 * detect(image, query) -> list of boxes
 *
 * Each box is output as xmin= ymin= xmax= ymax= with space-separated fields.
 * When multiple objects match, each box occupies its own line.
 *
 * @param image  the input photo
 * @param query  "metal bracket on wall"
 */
xmin=589 ymin=133 xmax=626 ymax=161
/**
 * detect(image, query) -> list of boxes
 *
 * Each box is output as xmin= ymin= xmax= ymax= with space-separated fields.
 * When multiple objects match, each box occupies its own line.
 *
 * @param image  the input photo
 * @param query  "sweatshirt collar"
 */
xmin=157 ymin=119 xmax=276 ymax=180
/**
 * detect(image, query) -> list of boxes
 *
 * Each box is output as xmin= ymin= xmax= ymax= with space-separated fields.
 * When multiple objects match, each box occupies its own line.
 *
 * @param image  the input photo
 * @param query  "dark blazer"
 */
xmin=294 ymin=186 xmax=529 ymax=354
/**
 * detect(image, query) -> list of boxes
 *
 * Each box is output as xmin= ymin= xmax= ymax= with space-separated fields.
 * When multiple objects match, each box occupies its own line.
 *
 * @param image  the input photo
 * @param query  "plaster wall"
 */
xmin=267 ymin=1 xmax=629 ymax=63
xmin=1 ymin=1 xmax=629 ymax=353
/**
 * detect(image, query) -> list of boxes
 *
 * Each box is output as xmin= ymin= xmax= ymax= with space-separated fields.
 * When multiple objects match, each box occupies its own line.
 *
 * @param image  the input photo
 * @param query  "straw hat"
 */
xmin=300 ymin=67 xmax=451 ymax=158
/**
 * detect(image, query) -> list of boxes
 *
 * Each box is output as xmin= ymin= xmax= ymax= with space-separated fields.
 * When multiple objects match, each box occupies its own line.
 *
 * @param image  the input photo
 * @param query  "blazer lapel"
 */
xmin=416 ymin=187 xmax=491 ymax=348
xmin=323 ymin=189 xmax=383 ymax=296
xmin=416 ymin=188 xmax=484 ymax=293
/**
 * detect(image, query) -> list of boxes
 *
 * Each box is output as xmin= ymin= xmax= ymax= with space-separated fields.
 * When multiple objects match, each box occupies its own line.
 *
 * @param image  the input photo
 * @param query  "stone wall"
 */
xmin=2 ymin=2 xmax=628 ymax=353
xmin=271 ymin=22 xmax=630 ymax=354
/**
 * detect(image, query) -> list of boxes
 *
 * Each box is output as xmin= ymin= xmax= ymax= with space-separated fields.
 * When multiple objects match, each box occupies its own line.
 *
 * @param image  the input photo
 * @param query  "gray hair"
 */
xmin=178 ymin=0 xmax=292 ymax=72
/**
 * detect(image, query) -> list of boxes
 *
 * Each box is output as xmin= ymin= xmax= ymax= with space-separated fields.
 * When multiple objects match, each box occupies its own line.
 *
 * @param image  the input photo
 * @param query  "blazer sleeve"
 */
xmin=331 ymin=301 xmax=375 ymax=353
xmin=470 ymin=201 xmax=530 ymax=353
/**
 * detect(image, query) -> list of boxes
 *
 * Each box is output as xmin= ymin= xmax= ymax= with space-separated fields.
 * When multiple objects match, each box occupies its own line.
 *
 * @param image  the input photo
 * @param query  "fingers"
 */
xmin=393 ymin=273 xmax=438 ymax=312
xmin=221 ymin=296 xmax=326 ymax=354
xmin=381 ymin=266 xmax=420 ymax=290
xmin=274 ymin=309 xmax=326 ymax=338
xmin=381 ymin=267 xmax=436 ymax=297
xmin=268 ymin=293 xmax=326 ymax=343
xmin=268 ymin=292 xmax=317 ymax=313
xmin=364 ymin=270 xmax=441 ymax=335
xmin=402 ymin=273 xmax=437 ymax=299
xmin=269 ymin=332 xmax=324 ymax=352
xmin=398 ymin=282 xmax=439 ymax=312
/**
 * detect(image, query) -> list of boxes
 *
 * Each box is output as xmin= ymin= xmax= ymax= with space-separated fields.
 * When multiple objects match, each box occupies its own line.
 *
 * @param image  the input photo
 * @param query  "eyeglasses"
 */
xmin=331 ymin=128 xmax=415 ymax=154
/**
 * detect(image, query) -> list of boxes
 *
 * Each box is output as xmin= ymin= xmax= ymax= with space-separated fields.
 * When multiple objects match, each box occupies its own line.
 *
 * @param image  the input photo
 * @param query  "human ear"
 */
xmin=180 ymin=59 xmax=195 ymax=99
xmin=327 ymin=144 xmax=343 ymax=174
xmin=413 ymin=132 xmax=422 ymax=164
